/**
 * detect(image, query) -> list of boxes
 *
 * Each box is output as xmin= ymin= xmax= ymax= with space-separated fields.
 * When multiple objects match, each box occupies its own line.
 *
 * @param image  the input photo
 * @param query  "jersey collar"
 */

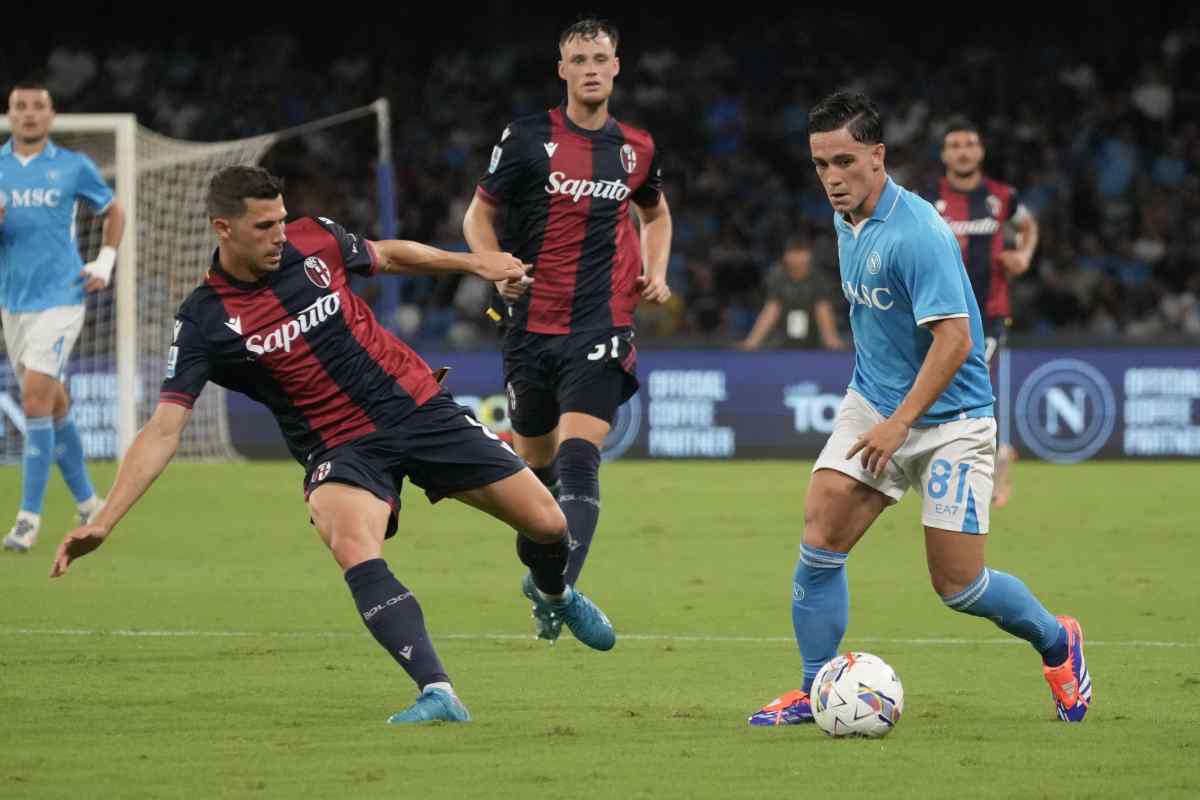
xmin=0 ymin=138 xmax=58 ymax=160
xmin=556 ymin=104 xmax=616 ymax=138
xmin=208 ymin=248 xmax=270 ymax=290
xmin=835 ymin=175 xmax=901 ymax=235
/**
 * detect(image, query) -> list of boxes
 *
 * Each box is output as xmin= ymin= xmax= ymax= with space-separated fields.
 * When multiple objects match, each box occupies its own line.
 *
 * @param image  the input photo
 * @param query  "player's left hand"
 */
xmin=846 ymin=418 xmax=910 ymax=478
xmin=81 ymin=246 xmax=117 ymax=293
xmin=49 ymin=523 xmax=111 ymax=578
xmin=998 ymin=250 xmax=1031 ymax=277
xmin=636 ymin=273 xmax=671 ymax=304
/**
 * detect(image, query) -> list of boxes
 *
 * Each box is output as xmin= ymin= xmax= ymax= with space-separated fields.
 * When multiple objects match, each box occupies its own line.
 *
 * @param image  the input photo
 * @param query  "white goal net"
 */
xmin=1 ymin=102 xmax=389 ymax=462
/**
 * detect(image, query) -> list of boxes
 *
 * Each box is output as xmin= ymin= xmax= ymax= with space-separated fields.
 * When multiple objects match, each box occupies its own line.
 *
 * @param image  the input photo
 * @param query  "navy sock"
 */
xmin=793 ymin=543 xmax=850 ymax=693
xmin=344 ymin=559 xmax=448 ymax=689
xmin=943 ymin=568 xmax=1067 ymax=666
xmin=558 ymin=438 xmax=601 ymax=586
xmin=517 ymin=533 xmax=568 ymax=596
xmin=532 ymin=460 xmax=561 ymax=499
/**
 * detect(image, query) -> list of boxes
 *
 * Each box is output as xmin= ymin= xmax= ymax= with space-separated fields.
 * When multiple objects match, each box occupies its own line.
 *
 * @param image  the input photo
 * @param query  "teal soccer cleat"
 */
xmin=386 ymin=687 xmax=471 ymax=724
xmin=552 ymin=588 xmax=616 ymax=652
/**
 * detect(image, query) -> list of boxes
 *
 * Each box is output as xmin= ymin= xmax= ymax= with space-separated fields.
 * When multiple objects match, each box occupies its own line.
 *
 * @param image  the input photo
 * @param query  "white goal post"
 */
xmin=0 ymin=100 xmax=393 ymax=462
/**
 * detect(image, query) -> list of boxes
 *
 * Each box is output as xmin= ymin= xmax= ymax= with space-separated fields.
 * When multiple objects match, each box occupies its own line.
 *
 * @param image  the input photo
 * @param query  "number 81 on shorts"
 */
xmin=920 ymin=452 xmax=992 ymax=535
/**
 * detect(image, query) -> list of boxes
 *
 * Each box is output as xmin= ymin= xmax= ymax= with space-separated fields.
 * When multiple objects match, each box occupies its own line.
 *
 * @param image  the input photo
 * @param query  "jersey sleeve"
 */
xmin=631 ymin=139 xmax=664 ymax=208
xmin=160 ymin=311 xmax=213 ymax=409
xmin=899 ymin=220 xmax=971 ymax=327
xmin=476 ymin=124 xmax=532 ymax=206
xmin=313 ymin=216 xmax=378 ymax=277
xmin=75 ymin=153 xmax=115 ymax=213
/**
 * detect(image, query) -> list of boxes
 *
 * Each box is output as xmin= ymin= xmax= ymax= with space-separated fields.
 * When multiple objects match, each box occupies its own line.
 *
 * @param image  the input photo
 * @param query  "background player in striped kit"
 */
xmin=462 ymin=18 xmax=672 ymax=641
xmin=929 ymin=117 xmax=1039 ymax=507
xmin=2 ymin=81 xmax=126 ymax=553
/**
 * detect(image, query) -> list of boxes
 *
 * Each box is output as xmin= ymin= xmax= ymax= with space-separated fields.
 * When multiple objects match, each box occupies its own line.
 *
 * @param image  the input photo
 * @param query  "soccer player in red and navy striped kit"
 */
xmin=463 ymin=17 xmax=673 ymax=642
xmin=928 ymin=117 xmax=1039 ymax=507
xmin=49 ymin=166 xmax=616 ymax=724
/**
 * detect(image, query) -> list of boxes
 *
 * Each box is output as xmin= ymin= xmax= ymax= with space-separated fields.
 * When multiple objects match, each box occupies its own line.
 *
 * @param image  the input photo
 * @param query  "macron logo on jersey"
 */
xmin=543 ymin=142 xmax=558 ymax=157
xmin=244 ymin=293 xmax=341 ymax=356
xmin=544 ymin=172 xmax=631 ymax=203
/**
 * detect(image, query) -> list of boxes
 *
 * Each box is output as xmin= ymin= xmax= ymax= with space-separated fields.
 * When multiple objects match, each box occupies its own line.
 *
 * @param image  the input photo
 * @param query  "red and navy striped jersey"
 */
xmin=927 ymin=176 xmax=1029 ymax=321
xmin=160 ymin=217 xmax=441 ymax=465
xmin=475 ymin=105 xmax=663 ymax=334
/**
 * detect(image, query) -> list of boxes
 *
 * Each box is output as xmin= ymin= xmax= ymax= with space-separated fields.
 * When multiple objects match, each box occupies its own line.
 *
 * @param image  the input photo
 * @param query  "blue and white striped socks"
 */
xmin=54 ymin=410 xmax=96 ymax=505
xmin=792 ymin=543 xmax=850 ymax=692
xmin=20 ymin=416 xmax=55 ymax=519
xmin=943 ymin=568 xmax=1067 ymax=665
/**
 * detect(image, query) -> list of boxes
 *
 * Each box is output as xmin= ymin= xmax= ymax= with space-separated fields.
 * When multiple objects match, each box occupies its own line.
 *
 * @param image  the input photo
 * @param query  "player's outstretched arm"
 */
xmin=50 ymin=401 xmax=191 ymax=577
xmin=370 ymin=238 xmax=528 ymax=284
xmin=634 ymin=194 xmax=673 ymax=304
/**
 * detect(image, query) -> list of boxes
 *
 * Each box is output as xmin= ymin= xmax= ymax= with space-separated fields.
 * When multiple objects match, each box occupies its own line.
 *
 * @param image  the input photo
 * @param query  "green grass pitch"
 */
xmin=1 ymin=460 xmax=1197 ymax=798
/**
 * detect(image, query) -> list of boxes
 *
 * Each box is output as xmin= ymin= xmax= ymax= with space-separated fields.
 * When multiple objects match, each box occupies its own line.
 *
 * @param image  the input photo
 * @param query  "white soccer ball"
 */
xmin=811 ymin=652 xmax=904 ymax=738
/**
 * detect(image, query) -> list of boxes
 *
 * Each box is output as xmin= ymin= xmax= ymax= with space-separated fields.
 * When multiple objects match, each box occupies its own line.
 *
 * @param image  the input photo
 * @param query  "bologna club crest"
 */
xmin=304 ymin=256 xmax=332 ymax=288
xmin=313 ymin=461 xmax=332 ymax=483
xmin=620 ymin=144 xmax=637 ymax=174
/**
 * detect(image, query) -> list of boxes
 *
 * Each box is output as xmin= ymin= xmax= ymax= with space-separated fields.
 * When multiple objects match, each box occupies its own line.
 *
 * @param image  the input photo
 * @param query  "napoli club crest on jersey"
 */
xmin=620 ymin=144 xmax=637 ymax=174
xmin=867 ymin=251 xmax=882 ymax=275
xmin=304 ymin=256 xmax=332 ymax=288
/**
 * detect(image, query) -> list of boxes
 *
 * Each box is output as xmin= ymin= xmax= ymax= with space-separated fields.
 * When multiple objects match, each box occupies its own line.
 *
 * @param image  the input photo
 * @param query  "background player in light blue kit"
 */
xmin=748 ymin=91 xmax=1091 ymax=727
xmin=1 ymin=81 xmax=126 ymax=552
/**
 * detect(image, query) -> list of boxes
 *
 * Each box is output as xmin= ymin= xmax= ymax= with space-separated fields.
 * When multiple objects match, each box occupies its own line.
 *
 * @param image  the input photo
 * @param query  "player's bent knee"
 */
xmin=930 ymin=567 xmax=979 ymax=600
xmin=522 ymin=497 xmax=567 ymax=544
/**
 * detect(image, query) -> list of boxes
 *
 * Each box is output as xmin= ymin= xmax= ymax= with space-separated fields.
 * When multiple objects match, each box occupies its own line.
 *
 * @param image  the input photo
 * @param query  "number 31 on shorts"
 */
xmin=586 ymin=335 xmax=621 ymax=361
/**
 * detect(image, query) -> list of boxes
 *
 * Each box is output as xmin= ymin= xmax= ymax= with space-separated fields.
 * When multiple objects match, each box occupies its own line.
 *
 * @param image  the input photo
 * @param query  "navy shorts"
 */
xmin=302 ymin=391 xmax=526 ymax=538
xmin=502 ymin=326 xmax=639 ymax=438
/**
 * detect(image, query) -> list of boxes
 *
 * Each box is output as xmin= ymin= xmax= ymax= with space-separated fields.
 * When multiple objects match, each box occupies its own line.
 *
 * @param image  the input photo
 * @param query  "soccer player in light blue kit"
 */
xmin=748 ymin=92 xmax=1090 ymax=727
xmin=2 ymin=82 xmax=126 ymax=552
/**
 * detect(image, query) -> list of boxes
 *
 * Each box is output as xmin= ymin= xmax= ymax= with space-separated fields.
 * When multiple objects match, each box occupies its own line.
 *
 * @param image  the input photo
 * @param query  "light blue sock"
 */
xmin=21 ymin=416 xmax=55 ymax=515
xmin=54 ymin=411 xmax=96 ymax=503
xmin=793 ymin=543 xmax=850 ymax=693
xmin=943 ymin=568 xmax=1065 ymax=660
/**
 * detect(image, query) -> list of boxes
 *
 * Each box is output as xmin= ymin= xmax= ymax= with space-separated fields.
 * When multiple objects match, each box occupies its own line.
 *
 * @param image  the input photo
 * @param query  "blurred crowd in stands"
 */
xmin=8 ymin=7 xmax=1198 ymax=347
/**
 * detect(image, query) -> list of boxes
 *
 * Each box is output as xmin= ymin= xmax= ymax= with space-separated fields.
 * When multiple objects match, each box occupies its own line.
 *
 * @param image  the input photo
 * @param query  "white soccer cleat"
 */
xmin=3 ymin=517 xmax=39 ymax=553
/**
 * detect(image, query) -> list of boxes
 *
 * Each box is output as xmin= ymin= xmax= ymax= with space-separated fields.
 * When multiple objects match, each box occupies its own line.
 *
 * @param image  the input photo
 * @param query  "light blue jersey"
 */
xmin=834 ymin=175 xmax=993 ymax=427
xmin=0 ymin=138 xmax=113 ymax=312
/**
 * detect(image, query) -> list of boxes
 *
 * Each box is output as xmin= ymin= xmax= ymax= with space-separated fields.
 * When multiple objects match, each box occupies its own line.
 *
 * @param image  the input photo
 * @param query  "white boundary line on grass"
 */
xmin=0 ymin=628 xmax=1196 ymax=648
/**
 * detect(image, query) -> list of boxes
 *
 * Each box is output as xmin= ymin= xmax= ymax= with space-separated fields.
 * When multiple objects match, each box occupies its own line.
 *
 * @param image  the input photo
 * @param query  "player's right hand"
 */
xmin=486 ymin=255 xmax=533 ymax=301
xmin=471 ymin=252 xmax=527 ymax=283
xmin=49 ymin=524 xmax=111 ymax=578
